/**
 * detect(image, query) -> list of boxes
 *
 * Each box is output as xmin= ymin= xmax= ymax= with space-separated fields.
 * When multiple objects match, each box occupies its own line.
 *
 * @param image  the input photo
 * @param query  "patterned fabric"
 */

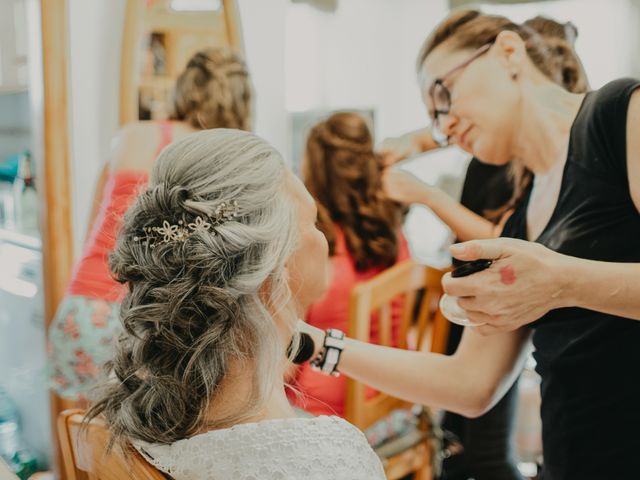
xmin=48 ymin=295 xmax=120 ymax=400
xmin=135 ymin=415 xmax=386 ymax=480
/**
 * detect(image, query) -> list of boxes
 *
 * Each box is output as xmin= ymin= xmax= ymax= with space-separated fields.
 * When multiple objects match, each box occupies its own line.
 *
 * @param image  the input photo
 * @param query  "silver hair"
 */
xmin=85 ymin=129 xmax=299 ymax=447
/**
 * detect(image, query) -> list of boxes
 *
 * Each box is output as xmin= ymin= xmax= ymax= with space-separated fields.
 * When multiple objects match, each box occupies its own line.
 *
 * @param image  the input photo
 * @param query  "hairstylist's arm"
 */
xmin=299 ymin=321 xmax=530 ymax=417
xmin=382 ymin=169 xmax=504 ymax=241
xmin=379 ymin=128 xmax=439 ymax=166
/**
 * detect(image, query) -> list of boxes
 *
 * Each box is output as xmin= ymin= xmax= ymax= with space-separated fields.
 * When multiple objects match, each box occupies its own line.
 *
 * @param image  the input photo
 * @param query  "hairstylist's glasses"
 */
xmin=428 ymin=43 xmax=493 ymax=146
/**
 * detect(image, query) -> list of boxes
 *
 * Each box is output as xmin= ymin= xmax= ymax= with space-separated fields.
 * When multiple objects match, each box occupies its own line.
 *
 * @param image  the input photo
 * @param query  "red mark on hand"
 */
xmin=499 ymin=265 xmax=516 ymax=285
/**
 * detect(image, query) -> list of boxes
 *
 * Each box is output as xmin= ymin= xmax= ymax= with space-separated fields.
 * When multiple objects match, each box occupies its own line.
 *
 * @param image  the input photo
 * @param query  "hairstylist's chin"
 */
xmin=473 ymin=139 xmax=510 ymax=166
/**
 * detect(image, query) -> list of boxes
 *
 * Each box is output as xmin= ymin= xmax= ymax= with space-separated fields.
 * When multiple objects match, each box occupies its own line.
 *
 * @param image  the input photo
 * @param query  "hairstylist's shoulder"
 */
xmin=591 ymin=78 xmax=640 ymax=119
xmin=626 ymin=87 xmax=640 ymax=211
xmin=109 ymin=121 xmax=161 ymax=172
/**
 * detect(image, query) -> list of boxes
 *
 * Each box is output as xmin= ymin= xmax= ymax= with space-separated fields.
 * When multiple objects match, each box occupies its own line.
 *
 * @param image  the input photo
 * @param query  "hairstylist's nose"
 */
xmin=439 ymin=113 xmax=458 ymax=138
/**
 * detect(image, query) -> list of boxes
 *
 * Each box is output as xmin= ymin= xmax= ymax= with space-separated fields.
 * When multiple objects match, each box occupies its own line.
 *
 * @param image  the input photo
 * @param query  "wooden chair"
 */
xmin=345 ymin=260 xmax=450 ymax=480
xmin=57 ymin=409 xmax=167 ymax=480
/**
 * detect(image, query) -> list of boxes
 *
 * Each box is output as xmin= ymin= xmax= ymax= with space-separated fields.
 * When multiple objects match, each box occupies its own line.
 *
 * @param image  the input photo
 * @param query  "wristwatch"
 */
xmin=310 ymin=328 xmax=345 ymax=376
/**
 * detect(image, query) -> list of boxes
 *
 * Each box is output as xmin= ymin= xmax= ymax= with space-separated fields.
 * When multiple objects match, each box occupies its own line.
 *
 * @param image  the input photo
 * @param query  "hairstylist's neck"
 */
xmin=513 ymin=77 xmax=585 ymax=174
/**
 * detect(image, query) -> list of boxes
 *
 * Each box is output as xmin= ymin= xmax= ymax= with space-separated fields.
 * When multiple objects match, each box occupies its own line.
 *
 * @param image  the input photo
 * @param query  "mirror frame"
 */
xmin=40 ymin=0 xmax=74 ymax=476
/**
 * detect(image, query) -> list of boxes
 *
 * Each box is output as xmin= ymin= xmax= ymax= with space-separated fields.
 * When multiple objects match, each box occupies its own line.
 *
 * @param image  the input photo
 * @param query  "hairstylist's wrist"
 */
xmin=554 ymin=252 xmax=583 ymax=310
xmin=416 ymin=183 xmax=442 ymax=208
xmin=543 ymin=248 xmax=577 ymax=310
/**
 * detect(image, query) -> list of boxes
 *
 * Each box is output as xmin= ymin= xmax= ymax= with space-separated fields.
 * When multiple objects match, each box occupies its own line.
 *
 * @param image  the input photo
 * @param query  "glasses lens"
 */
xmin=433 ymin=82 xmax=450 ymax=112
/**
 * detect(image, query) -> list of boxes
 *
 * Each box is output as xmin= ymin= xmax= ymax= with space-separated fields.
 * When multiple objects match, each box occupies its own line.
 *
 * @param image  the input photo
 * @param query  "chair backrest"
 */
xmin=57 ymin=409 xmax=167 ymax=480
xmin=345 ymin=260 xmax=449 ymax=430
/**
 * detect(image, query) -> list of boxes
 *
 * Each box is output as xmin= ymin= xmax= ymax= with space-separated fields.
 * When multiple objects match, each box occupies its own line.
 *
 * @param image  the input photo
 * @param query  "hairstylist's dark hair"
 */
xmin=84 ymin=129 xmax=298 ymax=450
xmin=416 ymin=9 xmax=560 ymax=83
xmin=171 ymin=48 xmax=252 ymax=131
xmin=524 ymin=16 xmax=589 ymax=94
xmin=303 ymin=112 xmax=403 ymax=272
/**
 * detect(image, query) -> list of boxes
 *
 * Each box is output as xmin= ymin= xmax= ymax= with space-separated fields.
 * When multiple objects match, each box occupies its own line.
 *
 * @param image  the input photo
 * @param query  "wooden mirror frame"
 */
xmin=40 ymin=0 xmax=74 ymax=476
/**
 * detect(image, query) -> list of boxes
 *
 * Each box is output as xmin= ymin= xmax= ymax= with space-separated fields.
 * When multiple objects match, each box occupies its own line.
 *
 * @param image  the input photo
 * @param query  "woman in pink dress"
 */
xmin=292 ymin=112 xmax=409 ymax=416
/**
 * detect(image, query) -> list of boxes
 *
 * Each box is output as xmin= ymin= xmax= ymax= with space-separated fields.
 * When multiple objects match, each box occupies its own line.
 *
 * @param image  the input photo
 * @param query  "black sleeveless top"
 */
xmin=501 ymin=78 xmax=640 ymax=480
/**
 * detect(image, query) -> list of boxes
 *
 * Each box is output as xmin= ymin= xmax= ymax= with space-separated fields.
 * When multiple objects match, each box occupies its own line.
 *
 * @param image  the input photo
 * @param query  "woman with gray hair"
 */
xmin=85 ymin=129 xmax=385 ymax=480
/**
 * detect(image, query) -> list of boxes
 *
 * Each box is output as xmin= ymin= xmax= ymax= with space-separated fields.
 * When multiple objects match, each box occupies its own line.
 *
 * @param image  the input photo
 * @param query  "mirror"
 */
xmin=0 ymin=0 xmax=53 ymax=475
xmin=120 ymin=0 xmax=243 ymax=124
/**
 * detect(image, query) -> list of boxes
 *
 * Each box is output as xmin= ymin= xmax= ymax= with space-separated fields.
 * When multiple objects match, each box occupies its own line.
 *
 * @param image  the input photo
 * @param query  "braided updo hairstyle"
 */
xmin=303 ymin=112 xmax=404 ymax=272
xmin=85 ymin=129 xmax=298 ymax=448
xmin=172 ymin=48 xmax=252 ymax=131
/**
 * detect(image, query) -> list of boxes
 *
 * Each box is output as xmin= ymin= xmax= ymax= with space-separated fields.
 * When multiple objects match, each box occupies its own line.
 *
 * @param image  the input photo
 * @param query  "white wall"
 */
xmin=237 ymin=0 xmax=289 ymax=157
xmin=286 ymin=0 xmax=449 ymax=141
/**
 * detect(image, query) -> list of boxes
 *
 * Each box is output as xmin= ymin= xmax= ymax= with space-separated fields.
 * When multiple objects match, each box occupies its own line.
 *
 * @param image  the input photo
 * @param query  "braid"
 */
xmin=172 ymin=48 xmax=252 ymax=131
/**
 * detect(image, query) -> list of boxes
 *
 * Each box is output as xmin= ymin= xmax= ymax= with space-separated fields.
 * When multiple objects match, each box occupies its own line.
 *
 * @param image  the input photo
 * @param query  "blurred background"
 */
xmin=0 ymin=0 xmax=639 ymax=476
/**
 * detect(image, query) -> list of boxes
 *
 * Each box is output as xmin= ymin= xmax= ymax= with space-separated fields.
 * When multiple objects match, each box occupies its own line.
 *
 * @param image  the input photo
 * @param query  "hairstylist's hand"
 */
xmin=442 ymin=238 xmax=572 ymax=335
xmin=379 ymin=136 xmax=415 ymax=166
xmin=382 ymin=169 xmax=433 ymax=205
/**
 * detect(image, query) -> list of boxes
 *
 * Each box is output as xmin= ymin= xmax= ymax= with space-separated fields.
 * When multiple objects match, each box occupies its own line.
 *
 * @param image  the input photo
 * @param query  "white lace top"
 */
xmin=134 ymin=415 xmax=385 ymax=480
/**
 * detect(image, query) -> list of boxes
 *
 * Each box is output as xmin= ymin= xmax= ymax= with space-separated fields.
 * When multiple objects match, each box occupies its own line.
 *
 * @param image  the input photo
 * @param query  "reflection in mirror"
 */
xmin=120 ymin=0 xmax=242 ymax=124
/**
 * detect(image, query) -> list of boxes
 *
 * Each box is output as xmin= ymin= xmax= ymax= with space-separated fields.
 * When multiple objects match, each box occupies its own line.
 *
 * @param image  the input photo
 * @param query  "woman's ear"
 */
xmin=493 ymin=30 xmax=527 ymax=74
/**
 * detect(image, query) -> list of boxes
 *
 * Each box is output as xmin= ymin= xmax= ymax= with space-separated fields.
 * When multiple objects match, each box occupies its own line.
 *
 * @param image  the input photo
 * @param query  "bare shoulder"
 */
xmin=109 ymin=122 xmax=163 ymax=172
xmin=626 ymin=88 xmax=640 ymax=211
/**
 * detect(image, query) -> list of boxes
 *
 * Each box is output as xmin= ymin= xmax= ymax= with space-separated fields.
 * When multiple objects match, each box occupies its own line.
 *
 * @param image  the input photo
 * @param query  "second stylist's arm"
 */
xmin=382 ymin=168 xmax=508 ymax=241
xmin=299 ymin=320 xmax=530 ymax=417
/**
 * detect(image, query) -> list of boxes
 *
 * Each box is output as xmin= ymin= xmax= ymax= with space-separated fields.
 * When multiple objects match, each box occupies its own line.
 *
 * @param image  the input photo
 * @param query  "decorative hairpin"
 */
xmin=134 ymin=200 xmax=240 ymax=248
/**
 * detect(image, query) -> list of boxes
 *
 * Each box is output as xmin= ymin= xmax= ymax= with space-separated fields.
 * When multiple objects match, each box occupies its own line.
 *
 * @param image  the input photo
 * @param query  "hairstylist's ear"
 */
xmin=494 ymin=30 xmax=526 ymax=76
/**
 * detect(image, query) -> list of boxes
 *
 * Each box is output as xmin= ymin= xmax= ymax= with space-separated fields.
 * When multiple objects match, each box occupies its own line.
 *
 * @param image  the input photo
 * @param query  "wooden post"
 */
xmin=40 ymin=0 xmax=74 ymax=477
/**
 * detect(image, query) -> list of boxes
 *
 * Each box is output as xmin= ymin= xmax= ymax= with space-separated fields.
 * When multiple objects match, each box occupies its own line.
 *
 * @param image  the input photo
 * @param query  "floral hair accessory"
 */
xmin=134 ymin=200 xmax=240 ymax=247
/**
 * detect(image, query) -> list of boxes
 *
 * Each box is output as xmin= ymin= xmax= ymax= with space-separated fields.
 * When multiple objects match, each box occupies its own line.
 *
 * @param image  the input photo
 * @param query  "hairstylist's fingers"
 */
xmin=464 ymin=308 xmax=495 ymax=325
xmin=442 ymin=272 xmax=481 ymax=297
xmin=380 ymin=149 xmax=404 ymax=167
xmin=473 ymin=323 xmax=502 ymax=336
xmin=450 ymin=238 xmax=508 ymax=261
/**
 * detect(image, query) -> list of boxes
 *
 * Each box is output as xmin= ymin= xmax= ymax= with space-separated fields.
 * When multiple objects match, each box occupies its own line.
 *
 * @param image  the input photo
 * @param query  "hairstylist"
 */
xmin=300 ymin=9 xmax=640 ymax=480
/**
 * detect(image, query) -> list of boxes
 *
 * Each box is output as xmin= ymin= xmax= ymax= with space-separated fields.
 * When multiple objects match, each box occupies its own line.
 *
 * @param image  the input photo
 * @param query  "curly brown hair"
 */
xmin=303 ymin=112 xmax=403 ymax=272
xmin=171 ymin=48 xmax=252 ymax=131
